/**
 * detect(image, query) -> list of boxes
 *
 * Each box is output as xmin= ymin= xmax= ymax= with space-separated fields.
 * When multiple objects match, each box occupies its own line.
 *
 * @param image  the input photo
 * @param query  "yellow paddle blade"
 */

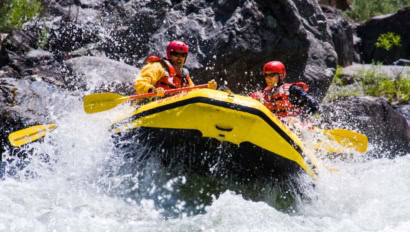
xmin=323 ymin=129 xmax=368 ymax=153
xmin=313 ymin=141 xmax=356 ymax=154
xmin=313 ymin=141 xmax=343 ymax=153
xmin=8 ymin=124 xmax=57 ymax=147
xmin=83 ymin=93 xmax=131 ymax=114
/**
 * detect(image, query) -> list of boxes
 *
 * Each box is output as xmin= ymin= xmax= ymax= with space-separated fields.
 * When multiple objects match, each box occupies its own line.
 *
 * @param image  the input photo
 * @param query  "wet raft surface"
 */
xmin=116 ymin=127 xmax=305 ymax=185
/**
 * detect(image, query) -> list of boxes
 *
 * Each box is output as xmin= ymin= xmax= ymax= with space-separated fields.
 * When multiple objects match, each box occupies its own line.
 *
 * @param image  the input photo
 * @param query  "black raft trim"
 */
xmin=111 ymin=97 xmax=306 ymax=159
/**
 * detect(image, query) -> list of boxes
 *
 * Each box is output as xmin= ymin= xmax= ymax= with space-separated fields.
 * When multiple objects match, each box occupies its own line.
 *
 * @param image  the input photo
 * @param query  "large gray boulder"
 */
xmin=65 ymin=56 xmax=139 ymax=94
xmin=321 ymin=6 xmax=356 ymax=66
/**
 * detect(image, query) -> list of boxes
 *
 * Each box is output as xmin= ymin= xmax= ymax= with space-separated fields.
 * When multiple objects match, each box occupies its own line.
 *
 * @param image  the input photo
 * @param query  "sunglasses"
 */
xmin=170 ymin=52 xmax=187 ymax=58
xmin=264 ymin=73 xmax=280 ymax=78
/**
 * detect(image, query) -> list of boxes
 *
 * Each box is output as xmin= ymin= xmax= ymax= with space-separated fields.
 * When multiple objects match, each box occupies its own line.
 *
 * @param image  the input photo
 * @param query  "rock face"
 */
xmin=43 ymin=0 xmax=337 ymax=98
xmin=357 ymin=6 xmax=410 ymax=64
xmin=65 ymin=56 xmax=139 ymax=94
xmin=320 ymin=97 xmax=410 ymax=156
xmin=322 ymin=6 xmax=355 ymax=67
xmin=397 ymin=104 xmax=410 ymax=127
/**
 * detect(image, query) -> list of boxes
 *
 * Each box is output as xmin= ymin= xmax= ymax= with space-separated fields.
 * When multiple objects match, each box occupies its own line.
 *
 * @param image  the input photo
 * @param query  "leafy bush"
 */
xmin=0 ymin=0 xmax=43 ymax=32
xmin=375 ymin=32 xmax=402 ymax=51
xmin=332 ymin=65 xmax=352 ymax=86
xmin=322 ymin=84 xmax=362 ymax=102
xmin=358 ymin=65 xmax=410 ymax=104
xmin=324 ymin=64 xmax=410 ymax=104
xmin=345 ymin=0 xmax=410 ymax=22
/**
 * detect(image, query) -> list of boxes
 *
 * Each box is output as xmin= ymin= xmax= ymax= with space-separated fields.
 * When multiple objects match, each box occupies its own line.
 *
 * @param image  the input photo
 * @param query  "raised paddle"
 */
xmin=8 ymin=124 xmax=57 ymax=147
xmin=83 ymin=84 xmax=209 ymax=114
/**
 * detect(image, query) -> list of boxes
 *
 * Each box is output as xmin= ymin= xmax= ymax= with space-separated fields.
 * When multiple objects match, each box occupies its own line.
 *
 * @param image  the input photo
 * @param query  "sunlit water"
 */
xmin=1 ymin=95 xmax=410 ymax=232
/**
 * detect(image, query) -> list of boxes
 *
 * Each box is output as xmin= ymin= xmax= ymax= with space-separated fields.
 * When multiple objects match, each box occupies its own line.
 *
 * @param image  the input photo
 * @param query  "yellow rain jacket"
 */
xmin=134 ymin=62 xmax=194 ymax=94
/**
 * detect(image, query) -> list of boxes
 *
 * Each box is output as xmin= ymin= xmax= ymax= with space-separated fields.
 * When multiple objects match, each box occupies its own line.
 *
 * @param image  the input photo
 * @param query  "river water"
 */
xmin=1 ymin=97 xmax=410 ymax=232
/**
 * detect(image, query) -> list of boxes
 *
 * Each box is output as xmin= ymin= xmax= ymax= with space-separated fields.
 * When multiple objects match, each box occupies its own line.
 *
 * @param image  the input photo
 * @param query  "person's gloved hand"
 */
xmin=207 ymin=79 xmax=217 ymax=90
xmin=154 ymin=87 xmax=165 ymax=97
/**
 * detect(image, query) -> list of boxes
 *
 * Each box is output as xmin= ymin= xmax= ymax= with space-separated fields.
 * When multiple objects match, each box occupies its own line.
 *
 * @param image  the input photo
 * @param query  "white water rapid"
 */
xmin=1 ymin=94 xmax=410 ymax=232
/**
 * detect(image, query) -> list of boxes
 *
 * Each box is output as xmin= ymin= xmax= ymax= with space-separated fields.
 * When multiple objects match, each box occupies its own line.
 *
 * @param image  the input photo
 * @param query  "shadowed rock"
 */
xmin=321 ymin=6 xmax=356 ymax=66
xmin=66 ymin=56 xmax=139 ymax=94
xmin=320 ymin=97 xmax=410 ymax=156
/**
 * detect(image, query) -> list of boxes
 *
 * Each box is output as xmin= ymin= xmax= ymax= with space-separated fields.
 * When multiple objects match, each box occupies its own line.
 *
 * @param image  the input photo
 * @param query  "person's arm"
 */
xmin=134 ymin=62 xmax=166 ymax=94
xmin=185 ymin=75 xmax=195 ymax=87
xmin=288 ymin=84 xmax=319 ymax=115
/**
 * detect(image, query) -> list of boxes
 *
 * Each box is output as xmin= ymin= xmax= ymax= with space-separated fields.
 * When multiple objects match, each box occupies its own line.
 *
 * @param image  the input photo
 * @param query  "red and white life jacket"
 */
xmin=261 ymin=82 xmax=309 ymax=117
xmin=145 ymin=56 xmax=192 ymax=90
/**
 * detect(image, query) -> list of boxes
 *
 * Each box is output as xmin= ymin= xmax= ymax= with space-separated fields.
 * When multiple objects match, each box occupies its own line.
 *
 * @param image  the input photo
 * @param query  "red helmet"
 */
xmin=263 ymin=61 xmax=286 ymax=79
xmin=167 ymin=40 xmax=189 ymax=59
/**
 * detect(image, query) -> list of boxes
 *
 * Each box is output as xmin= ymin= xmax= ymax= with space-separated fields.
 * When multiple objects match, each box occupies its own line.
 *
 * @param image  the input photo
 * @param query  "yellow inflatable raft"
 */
xmin=110 ymin=89 xmax=319 ymax=182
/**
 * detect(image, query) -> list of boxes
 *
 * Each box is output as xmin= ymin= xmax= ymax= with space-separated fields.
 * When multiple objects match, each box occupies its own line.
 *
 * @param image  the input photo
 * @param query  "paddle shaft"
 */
xmin=84 ymin=84 xmax=210 ymax=114
xmin=129 ymin=84 xmax=209 ymax=100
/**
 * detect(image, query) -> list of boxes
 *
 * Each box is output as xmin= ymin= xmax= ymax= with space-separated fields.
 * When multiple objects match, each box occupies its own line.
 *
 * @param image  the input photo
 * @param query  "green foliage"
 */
xmin=37 ymin=26 xmax=49 ymax=49
xmin=375 ymin=32 xmax=402 ymax=51
xmin=324 ymin=64 xmax=410 ymax=104
xmin=0 ymin=0 xmax=43 ymax=32
xmin=358 ymin=65 xmax=410 ymax=104
xmin=345 ymin=0 xmax=410 ymax=22
xmin=332 ymin=65 xmax=347 ymax=86
xmin=323 ymin=66 xmax=362 ymax=102
xmin=322 ymin=85 xmax=361 ymax=102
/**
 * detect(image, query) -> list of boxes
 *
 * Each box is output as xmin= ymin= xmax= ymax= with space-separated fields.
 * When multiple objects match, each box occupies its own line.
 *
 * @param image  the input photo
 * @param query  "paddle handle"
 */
xmin=129 ymin=84 xmax=209 ymax=100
